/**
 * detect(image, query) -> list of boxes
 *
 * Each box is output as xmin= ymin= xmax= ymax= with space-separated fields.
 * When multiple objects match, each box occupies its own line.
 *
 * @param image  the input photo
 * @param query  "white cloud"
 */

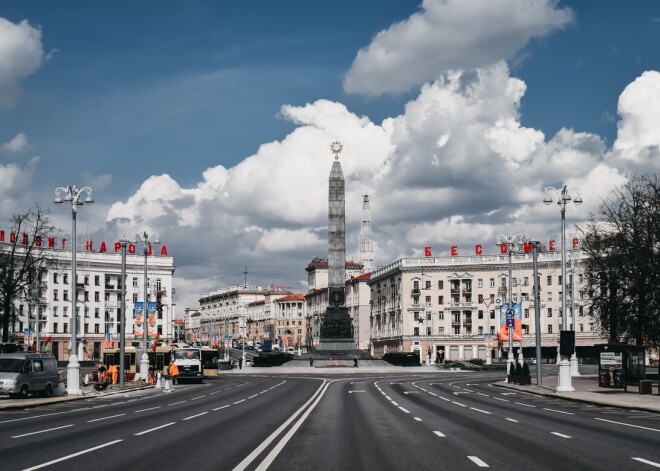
xmin=2 ymin=132 xmax=29 ymax=152
xmin=343 ymin=0 xmax=573 ymax=95
xmin=0 ymin=18 xmax=44 ymax=107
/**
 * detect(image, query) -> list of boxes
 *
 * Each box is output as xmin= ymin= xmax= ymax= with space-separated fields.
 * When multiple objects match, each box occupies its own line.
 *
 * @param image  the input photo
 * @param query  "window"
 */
xmin=53 ymin=273 xmax=59 ymax=284
xmin=133 ymin=293 xmax=138 ymax=302
xmin=478 ymin=326 xmax=483 ymax=335
xmin=477 ymin=279 xmax=483 ymax=288
xmin=490 ymin=278 xmax=495 ymax=288
xmin=95 ymin=308 xmax=100 ymax=318
xmin=94 ymin=324 xmax=100 ymax=333
xmin=53 ymin=306 xmax=58 ymax=317
xmin=63 ymin=274 xmax=68 ymax=284
xmin=84 ymin=276 xmax=89 ymax=285
xmin=558 ymin=275 xmax=562 ymax=286
xmin=413 ymin=280 xmax=420 ymax=290
xmin=478 ymin=294 xmax=484 ymax=303
xmin=548 ymin=325 xmax=553 ymax=334
xmin=547 ymin=292 xmax=552 ymax=301
xmin=547 ymin=308 xmax=552 ymax=317
xmin=578 ymin=273 xmax=584 ymax=284
xmin=438 ymin=312 xmax=444 ymax=320
xmin=63 ymin=290 xmax=69 ymax=301
xmin=438 ymin=296 xmax=444 ymax=305
xmin=579 ymin=306 xmax=584 ymax=316
xmin=438 ymin=280 xmax=444 ymax=290
xmin=53 ymin=290 xmax=58 ymax=301
xmin=425 ymin=296 xmax=431 ymax=306
xmin=579 ymin=324 xmax=584 ymax=332
xmin=547 ymin=275 xmax=552 ymax=285
xmin=478 ymin=310 xmax=484 ymax=320
xmin=95 ymin=275 xmax=100 ymax=286
xmin=84 ymin=291 xmax=89 ymax=302
xmin=427 ymin=327 xmax=432 ymax=336
xmin=414 ymin=327 xmax=419 ymax=336
xmin=63 ymin=323 xmax=68 ymax=333
xmin=426 ymin=311 xmax=431 ymax=321
xmin=53 ymin=323 xmax=58 ymax=333
xmin=524 ymin=309 xmax=529 ymax=318
xmin=133 ymin=277 xmax=138 ymax=288
xmin=95 ymin=292 xmax=100 ymax=302
xmin=512 ymin=278 xmax=518 ymax=287
xmin=523 ymin=277 xmax=529 ymax=286
xmin=425 ymin=280 xmax=431 ymax=290
xmin=438 ymin=326 xmax=444 ymax=335
xmin=490 ymin=310 xmax=495 ymax=320
xmin=453 ymin=326 xmax=460 ymax=335
xmin=63 ymin=307 xmax=68 ymax=317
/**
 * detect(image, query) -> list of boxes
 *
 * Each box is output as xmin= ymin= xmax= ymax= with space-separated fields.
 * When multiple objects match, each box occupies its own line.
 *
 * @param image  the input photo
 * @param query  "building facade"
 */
xmin=369 ymin=250 xmax=605 ymax=363
xmin=2 ymin=235 xmax=175 ymax=362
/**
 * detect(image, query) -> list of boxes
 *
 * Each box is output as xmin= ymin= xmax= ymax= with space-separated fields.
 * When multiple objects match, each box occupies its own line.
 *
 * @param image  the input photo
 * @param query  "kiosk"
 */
xmin=597 ymin=343 xmax=646 ymax=392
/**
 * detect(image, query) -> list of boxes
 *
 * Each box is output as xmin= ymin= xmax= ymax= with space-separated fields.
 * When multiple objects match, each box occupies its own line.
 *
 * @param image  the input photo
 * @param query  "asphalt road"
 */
xmin=1 ymin=372 xmax=658 ymax=471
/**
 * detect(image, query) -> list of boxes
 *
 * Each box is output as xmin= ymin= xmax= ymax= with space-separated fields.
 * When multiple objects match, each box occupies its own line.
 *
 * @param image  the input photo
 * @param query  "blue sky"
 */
xmin=0 ymin=1 xmax=658 ymax=312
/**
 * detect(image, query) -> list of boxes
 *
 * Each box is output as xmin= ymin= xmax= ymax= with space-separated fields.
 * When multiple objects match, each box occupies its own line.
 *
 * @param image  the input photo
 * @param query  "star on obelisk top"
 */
xmin=330 ymin=141 xmax=343 ymax=160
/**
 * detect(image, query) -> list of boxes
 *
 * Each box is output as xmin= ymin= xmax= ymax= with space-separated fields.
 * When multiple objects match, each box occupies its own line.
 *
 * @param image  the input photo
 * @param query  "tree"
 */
xmin=580 ymin=174 xmax=660 ymax=348
xmin=0 ymin=205 xmax=56 ymax=343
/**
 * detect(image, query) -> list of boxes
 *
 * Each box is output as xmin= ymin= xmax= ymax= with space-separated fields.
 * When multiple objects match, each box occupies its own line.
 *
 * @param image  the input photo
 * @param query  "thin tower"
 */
xmin=359 ymin=195 xmax=374 ymax=273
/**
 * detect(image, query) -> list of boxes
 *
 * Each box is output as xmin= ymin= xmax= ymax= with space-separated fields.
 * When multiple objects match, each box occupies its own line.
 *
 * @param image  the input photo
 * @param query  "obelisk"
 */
xmin=318 ymin=141 xmax=354 ymax=349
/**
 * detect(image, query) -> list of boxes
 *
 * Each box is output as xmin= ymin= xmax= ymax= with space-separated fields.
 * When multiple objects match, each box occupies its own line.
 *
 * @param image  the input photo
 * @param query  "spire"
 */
xmin=359 ymin=194 xmax=374 ymax=273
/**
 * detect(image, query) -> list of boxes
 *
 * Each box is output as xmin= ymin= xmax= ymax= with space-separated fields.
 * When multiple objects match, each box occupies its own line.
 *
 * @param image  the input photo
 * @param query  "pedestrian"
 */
xmin=108 ymin=363 xmax=118 ymax=385
xmin=168 ymin=360 xmax=179 ymax=385
xmin=147 ymin=366 xmax=155 ymax=385
xmin=309 ymin=358 xmax=314 ymax=367
xmin=239 ymin=357 xmax=243 ymax=370
xmin=97 ymin=362 xmax=108 ymax=383
xmin=353 ymin=357 xmax=358 ymax=368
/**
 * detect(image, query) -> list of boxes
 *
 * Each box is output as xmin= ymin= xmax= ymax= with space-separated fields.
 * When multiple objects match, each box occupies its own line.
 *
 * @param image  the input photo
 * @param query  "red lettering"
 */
xmin=450 ymin=245 xmax=458 ymax=256
xmin=61 ymin=238 xmax=67 ymax=250
xmin=0 ymin=230 xmax=4 ymax=242
xmin=9 ymin=232 xmax=15 ymax=243
xmin=424 ymin=246 xmax=432 ymax=257
xmin=475 ymin=244 xmax=483 ymax=255
xmin=128 ymin=244 xmax=136 ymax=254
xmin=99 ymin=241 xmax=107 ymax=253
xmin=85 ymin=240 xmax=93 ymax=251
xmin=21 ymin=233 xmax=28 ymax=245
xmin=34 ymin=236 xmax=41 ymax=247
xmin=147 ymin=244 xmax=153 ymax=256
xmin=47 ymin=237 xmax=55 ymax=248
xmin=160 ymin=245 xmax=168 ymax=256
xmin=523 ymin=241 xmax=532 ymax=253
xmin=113 ymin=242 xmax=121 ymax=253
xmin=572 ymin=237 xmax=579 ymax=248
xmin=549 ymin=240 xmax=556 ymax=251
xmin=500 ymin=243 xmax=508 ymax=254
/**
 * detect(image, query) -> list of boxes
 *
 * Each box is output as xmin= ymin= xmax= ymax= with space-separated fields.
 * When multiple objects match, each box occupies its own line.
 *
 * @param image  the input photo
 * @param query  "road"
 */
xmin=1 ymin=372 xmax=658 ymax=470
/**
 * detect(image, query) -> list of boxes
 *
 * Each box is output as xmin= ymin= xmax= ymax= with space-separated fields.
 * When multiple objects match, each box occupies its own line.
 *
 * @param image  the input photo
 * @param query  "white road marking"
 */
xmin=213 ymin=405 xmax=231 ymax=411
xmin=438 ymin=396 xmax=451 ymax=402
xmin=470 ymin=407 xmax=492 ymax=415
xmin=385 ymin=396 xmax=392 ymax=400
xmin=391 ymin=401 xmax=399 ymax=406
xmin=428 ymin=392 xmax=438 ymax=397
xmin=595 ymin=418 xmax=660 ymax=433
xmin=464 ymin=389 xmax=474 ymax=393
xmin=21 ymin=439 xmax=123 ymax=471
xmin=233 ymin=399 xmax=246 ymax=404
xmin=190 ymin=395 xmax=206 ymax=401
xmin=209 ymin=391 xmax=222 ymax=395
xmin=543 ymin=408 xmax=574 ymax=415
xmin=87 ymin=413 xmax=126 ymax=423
xmin=493 ymin=397 xmax=510 ymax=402
xmin=134 ymin=406 xmax=161 ymax=413
xmin=135 ymin=422 xmax=176 ymax=435
xmin=501 ymin=392 xmax=517 ymax=396
xmin=551 ymin=432 xmax=572 ymax=438
xmin=514 ymin=402 xmax=536 ymax=408
xmin=168 ymin=401 xmax=186 ymax=406
xmin=248 ymin=394 xmax=259 ymax=399
xmin=12 ymin=424 xmax=73 ymax=439
xmin=183 ymin=412 xmax=208 ymax=421
xmin=414 ymin=417 xmax=422 ymax=421
xmin=452 ymin=402 xmax=467 ymax=407
xmin=632 ymin=457 xmax=660 ymax=468
xmin=505 ymin=418 xmax=519 ymax=423
xmin=348 ymin=391 xmax=366 ymax=394
xmin=434 ymin=431 xmax=446 ymax=437
xmin=477 ymin=392 xmax=490 ymax=397
xmin=467 ymin=456 xmax=490 ymax=467
xmin=403 ymin=391 xmax=419 ymax=394
xmin=260 ymin=390 xmax=268 ymax=394
xmin=398 ymin=407 xmax=410 ymax=413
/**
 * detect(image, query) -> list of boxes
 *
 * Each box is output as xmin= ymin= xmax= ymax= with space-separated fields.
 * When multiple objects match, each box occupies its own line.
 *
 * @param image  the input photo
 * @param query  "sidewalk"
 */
xmin=494 ymin=373 xmax=660 ymax=413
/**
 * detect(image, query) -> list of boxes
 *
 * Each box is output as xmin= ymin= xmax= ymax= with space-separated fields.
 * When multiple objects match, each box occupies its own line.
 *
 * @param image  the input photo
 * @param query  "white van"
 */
xmin=0 ymin=352 xmax=60 ymax=399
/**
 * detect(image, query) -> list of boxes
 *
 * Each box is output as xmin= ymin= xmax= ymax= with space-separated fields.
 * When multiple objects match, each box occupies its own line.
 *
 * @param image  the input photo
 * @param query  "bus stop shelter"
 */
xmin=596 ymin=343 xmax=646 ymax=392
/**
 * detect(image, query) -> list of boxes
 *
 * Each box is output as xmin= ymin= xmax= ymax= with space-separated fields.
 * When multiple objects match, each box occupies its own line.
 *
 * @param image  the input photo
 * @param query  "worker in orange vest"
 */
xmin=168 ymin=360 xmax=180 ymax=385
xmin=108 ymin=364 xmax=118 ymax=385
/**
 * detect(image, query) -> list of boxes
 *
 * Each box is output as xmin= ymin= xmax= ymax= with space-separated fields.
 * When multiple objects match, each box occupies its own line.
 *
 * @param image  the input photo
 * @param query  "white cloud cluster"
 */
xmin=2 ymin=132 xmax=29 ymax=152
xmin=343 ymin=0 xmax=573 ymax=95
xmin=0 ymin=18 xmax=44 ymax=107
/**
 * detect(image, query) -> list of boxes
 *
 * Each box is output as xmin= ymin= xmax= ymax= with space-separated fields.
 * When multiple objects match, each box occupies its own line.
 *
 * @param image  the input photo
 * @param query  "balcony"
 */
xmin=411 ymin=288 xmax=420 ymax=294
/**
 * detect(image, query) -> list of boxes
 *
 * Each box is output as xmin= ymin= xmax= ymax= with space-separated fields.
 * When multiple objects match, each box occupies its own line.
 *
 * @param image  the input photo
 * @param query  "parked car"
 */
xmin=0 ymin=352 xmax=60 ymax=398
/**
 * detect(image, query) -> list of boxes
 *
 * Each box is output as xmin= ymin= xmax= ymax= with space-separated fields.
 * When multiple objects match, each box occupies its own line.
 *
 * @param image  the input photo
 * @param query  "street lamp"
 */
xmin=544 ymin=184 xmax=582 ymax=392
xmin=54 ymin=185 xmax=94 ymax=396
xmin=118 ymin=235 xmax=129 ymax=388
xmin=136 ymin=231 xmax=160 ymax=380
xmin=496 ymin=233 xmax=525 ymax=377
xmin=529 ymin=238 xmax=543 ymax=386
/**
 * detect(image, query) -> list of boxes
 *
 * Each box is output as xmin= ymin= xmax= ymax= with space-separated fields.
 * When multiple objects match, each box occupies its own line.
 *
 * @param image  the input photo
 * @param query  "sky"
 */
xmin=0 ymin=0 xmax=658 ymax=315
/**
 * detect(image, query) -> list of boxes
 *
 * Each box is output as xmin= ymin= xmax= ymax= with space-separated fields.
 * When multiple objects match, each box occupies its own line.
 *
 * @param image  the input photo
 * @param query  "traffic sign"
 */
xmin=506 ymin=308 xmax=514 ymax=319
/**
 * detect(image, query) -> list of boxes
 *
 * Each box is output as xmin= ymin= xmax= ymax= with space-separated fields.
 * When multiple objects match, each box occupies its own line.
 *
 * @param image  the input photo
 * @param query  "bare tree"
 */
xmin=580 ymin=174 xmax=660 ymax=347
xmin=0 ymin=205 xmax=56 ymax=343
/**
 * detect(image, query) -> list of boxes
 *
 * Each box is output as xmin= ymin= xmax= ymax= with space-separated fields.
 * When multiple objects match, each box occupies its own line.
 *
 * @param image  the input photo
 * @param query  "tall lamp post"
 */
xmin=54 ymin=185 xmax=94 ymax=396
xmin=544 ymin=184 xmax=582 ymax=392
xmin=136 ymin=231 xmax=160 ymax=380
xmin=118 ymin=236 xmax=129 ymax=388
xmin=497 ymin=233 xmax=525 ymax=376
xmin=529 ymin=238 xmax=543 ymax=385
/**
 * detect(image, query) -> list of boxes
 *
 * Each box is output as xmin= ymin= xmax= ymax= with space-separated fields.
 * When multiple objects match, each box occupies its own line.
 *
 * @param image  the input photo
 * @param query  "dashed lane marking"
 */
xmin=551 ymin=432 xmax=572 ymax=438
xmin=543 ymin=408 xmax=574 ymax=415
xmin=434 ymin=431 xmax=446 ymax=437
xmin=632 ymin=457 xmax=660 ymax=468
xmin=183 ymin=412 xmax=208 ymax=421
xmin=135 ymin=422 xmax=175 ymax=436
xmin=470 ymin=407 xmax=492 ymax=415
xmin=12 ymin=424 xmax=73 ymax=438
xmin=414 ymin=417 xmax=422 ymax=421
xmin=467 ymin=456 xmax=490 ymax=467
xmin=87 ymin=414 xmax=126 ymax=423
xmin=505 ymin=418 xmax=519 ymax=423
xmin=212 ymin=405 xmax=230 ymax=411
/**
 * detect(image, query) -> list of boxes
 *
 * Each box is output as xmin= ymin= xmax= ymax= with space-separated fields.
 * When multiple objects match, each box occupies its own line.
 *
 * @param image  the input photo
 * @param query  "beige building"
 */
xmin=369 ymin=250 xmax=605 ymax=363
